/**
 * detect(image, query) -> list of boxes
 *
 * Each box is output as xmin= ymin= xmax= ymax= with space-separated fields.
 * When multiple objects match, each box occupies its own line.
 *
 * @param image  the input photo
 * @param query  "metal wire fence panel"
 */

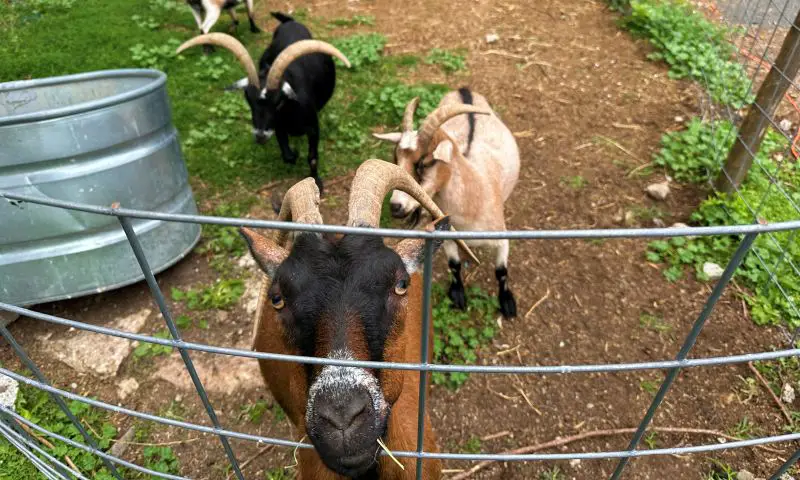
xmin=2 ymin=2 xmax=800 ymax=479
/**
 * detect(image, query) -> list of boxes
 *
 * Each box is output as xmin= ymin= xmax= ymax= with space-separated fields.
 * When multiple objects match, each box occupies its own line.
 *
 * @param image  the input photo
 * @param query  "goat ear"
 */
xmin=239 ymin=228 xmax=288 ymax=278
xmin=372 ymin=132 xmax=403 ymax=143
xmin=393 ymin=216 xmax=450 ymax=274
xmin=225 ymin=77 xmax=250 ymax=91
xmin=431 ymin=139 xmax=455 ymax=163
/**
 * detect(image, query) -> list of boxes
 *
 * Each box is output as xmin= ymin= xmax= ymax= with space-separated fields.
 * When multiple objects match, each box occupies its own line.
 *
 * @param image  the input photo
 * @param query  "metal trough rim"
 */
xmin=0 ymin=69 xmax=166 ymax=126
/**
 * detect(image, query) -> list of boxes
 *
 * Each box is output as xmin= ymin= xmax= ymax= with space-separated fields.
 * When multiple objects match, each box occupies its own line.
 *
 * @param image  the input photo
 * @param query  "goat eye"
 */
xmin=394 ymin=279 xmax=409 ymax=296
xmin=271 ymin=294 xmax=285 ymax=310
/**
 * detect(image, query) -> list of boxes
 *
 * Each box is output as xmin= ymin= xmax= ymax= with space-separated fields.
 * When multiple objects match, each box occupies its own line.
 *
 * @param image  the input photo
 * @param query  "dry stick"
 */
xmin=594 ymin=135 xmax=640 ymax=162
xmin=748 ymin=361 xmax=793 ymax=424
xmin=450 ymin=427 xmax=786 ymax=480
xmin=480 ymin=49 xmax=528 ymax=60
xmin=481 ymin=431 xmax=512 ymax=442
xmin=16 ymin=420 xmax=81 ymax=473
xmin=225 ymin=444 xmax=275 ymax=480
xmin=524 ymin=288 xmax=551 ymax=318
xmin=626 ymin=161 xmax=654 ymax=178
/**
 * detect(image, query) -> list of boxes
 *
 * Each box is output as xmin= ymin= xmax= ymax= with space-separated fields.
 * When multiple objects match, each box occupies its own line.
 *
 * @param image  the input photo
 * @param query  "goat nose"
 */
xmin=315 ymin=389 xmax=371 ymax=435
xmin=390 ymin=203 xmax=406 ymax=218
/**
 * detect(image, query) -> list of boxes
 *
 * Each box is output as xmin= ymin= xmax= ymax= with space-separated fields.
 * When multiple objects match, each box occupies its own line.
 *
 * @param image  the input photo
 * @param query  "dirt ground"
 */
xmin=2 ymin=0 xmax=799 ymax=478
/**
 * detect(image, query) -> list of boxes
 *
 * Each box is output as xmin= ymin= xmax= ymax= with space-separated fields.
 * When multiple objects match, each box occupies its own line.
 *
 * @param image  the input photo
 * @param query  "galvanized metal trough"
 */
xmin=0 ymin=69 xmax=201 ymax=308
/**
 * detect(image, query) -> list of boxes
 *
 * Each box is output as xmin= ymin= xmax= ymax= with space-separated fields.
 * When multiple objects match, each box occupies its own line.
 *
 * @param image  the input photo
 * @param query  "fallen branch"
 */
xmin=626 ymin=161 xmax=654 ymax=178
xmin=17 ymin=420 xmax=81 ymax=473
xmin=481 ymin=431 xmax=512 ymax=442
xmin=594 ymin=135 xmax=640 ymax=162
xmin=481 ymin=49 xmax=527 ymax=60
xmin=450 ymin=426 xmax=786 ymax=479
xmin=748 ymin=361 xmax=793 ymax=424
xmin=524 ymin=288 xmax=551 ymax=318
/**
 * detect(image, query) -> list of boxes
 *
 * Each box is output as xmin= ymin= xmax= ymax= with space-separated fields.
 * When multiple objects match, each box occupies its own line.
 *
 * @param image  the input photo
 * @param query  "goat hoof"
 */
xmin=499 ymin=289 xmax=517 ymax=319
xmin=282 ymin=150 xmax=298 ymax=165
xmin=448 ymin=284 xmax=467 ymax=311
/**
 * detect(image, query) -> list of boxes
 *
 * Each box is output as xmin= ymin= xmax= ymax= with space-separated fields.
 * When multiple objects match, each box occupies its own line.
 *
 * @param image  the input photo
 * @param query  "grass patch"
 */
xmin=133 ymin=329 xmax=174 ymax=358
xmin=560 ymin=175 xmax=588 ymax=190
xmin=331 ymin=33 xmax=386 ymax=68
xmin=238 ymin=399 xmax=286 ymax=425
xmin=646 ymin=118 xmax=800 ymax=327
xmin=1 ymin=383 xmax=119 ymax=479
xmin=142 ymin=446 xmax=180 ymax=476
xmin=171 ymin=279 xmax=245 ymax=310
xmin=619 ymin=0 xmax=753 ymax=108
xmin=425 ymin=48 xmax=467 ymax=73
xmin=704 ymin=459 xmax=737 ymax=480
xmin=329 ymin=14 xmax=375 ymax=27
xmin=639 ymin=312 xmax=672 ymax=334
xmin=460 ymin=436 xmax=482 ymax=454
xmin=431 ymin=283 xmax=498 ymax=390
xmin=539 ymin=466 xmax=566 ymax=480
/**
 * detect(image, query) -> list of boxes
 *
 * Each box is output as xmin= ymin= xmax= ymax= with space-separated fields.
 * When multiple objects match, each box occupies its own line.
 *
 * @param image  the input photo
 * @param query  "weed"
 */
xmin=539 ymin=466 xmax=565 ymax=480
xmin=729 ymin=416 xmax=757 ymax=439
xmin=265 ymin=467 xmax=291 ymax=479
xmin=175 ymin=314 xmax=191 ymax=329
xmin=0 ymin=384 xmax=117 ymax=479
xmin=639 ymin=312 xmax=671 ymax=334
xmin=160 ymin=400 xmax=187 ymax=422
xmin=631 ymin=205 xmax=665 ymax=222
xmin=647 ymin=119 xmax=800 ymax=327
xmin=133 ymin=329 xmax=174 ymax=358
xmin=193 ymin=55 xmax=232 ymax=82
xmin=560 ymin=175 xmax=587 ymax=190
xmin=644 ymin=431 xmax=658 ymax=449
xmin=329 ymin=15 xmax=375 ymax=27
xmin=736 ymin=375 xmax=759 ymax=403
xmin=239 ymin=399 xmax=269 ymax=424
xmin=431 ymin=283 xmax=498 ymax=389
xmin=621 ymin=0 xmax=753 ymax=108
xmin=172 ymin=279 xmax=245 ymax=310
xmin=640 ymin=379 xmax=659 ymax=396
xmin=149 ymin=0 xmax=182 ymax=11
xmin=143 ymin=445 xmax=180 ymax=475
xmin=425 ymin=48 xmax=467 ymax=73
xmin=130 ymin=38 xmax=180 ymax=70
xmin=363 ymin=83 xmax=449 ymax=127
xmin=131 ymin=14 xmax=159 ymax=30
xmin=197 ymin=202 xmax=251 ymax=274
xmin=461 ymin=436 xmax=482 ymax=454
xmin=331 ymin=33 xmax=386 ymax=68
xmin=705 ymin=459 xmax=736 ymax=480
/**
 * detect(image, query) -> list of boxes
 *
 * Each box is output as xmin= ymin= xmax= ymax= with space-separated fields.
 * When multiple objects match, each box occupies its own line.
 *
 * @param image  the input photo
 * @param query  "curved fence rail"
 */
xmin=0 ymin=190 xmax=799 ymax=480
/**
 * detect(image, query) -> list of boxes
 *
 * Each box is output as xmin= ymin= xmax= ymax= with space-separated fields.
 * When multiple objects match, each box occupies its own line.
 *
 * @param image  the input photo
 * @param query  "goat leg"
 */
xmin=495 ymin=239 xmax=516 ymax=318
xmin=276 ymin=129 xmax=298 ymax=165
xmin=305 ymin=116 xmax=324 ymax=193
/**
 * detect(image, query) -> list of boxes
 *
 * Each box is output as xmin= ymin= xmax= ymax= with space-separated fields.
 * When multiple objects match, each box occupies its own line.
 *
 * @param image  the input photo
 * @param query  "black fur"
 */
xmin=495 ymin=266 xmax=517 ymax=318
xmin=238 ymin=12 xmax=338 ymax=192
xmin=458 ymin=87 xmax=476 ymax=156
xmin=448 ymin=259 xmax=466 ymax=310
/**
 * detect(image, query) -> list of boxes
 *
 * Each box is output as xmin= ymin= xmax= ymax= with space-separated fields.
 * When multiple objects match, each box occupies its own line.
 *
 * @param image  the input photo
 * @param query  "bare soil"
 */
xmin=2 ymin=0 xmax=798 ymax=479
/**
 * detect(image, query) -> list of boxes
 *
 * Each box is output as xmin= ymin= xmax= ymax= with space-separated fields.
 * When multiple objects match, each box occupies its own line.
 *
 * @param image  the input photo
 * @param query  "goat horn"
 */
xmin=417 ymin=104 xmax=492 ymax=153
xmin=176 ymin=33 xmax=260 ymax=88
xmin=266 ymin=40 xmax=352 ymax=91
xmin=347 ymin=159 xmax=479 ymax=264
xmin=401 ymin=97 xmax=420 ymax=132
xmin=274 ymin=177 xmax=323 ymax=247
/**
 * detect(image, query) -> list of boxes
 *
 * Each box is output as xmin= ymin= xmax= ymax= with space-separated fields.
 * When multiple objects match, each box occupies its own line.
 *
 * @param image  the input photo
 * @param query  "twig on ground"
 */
xmin=626 ymin=161 xmax=654 ymax=178
xmin=17 ymin=421 xmax=81 ymax=473
xmin=612 ymin=122 xmax=644 ymax=131
xmin=481 ymin=431 xmax=512 ymax=442
xmin=450 ymin=426 xmax=786 ymax=479
xmin=524 ymin=288 xmax=551 ymax=318
xmin=226 ymin=444 xmax=275 ymax=480
xmin=594 ymin=135 xmax=640 ymax=162
xmin=496 ymin=344 xmax=521 ymax=356
xmin=481 ymin=49 xmax=527 ymax=60
xmin=748 ymin=361 xmax=793 ymax=424
xmin=513 ymin=386 xmax=542 ymax=416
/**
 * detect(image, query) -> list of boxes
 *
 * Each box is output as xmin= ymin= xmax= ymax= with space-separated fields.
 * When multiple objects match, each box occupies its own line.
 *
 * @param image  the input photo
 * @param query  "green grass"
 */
xmin=704 ymin=459 xmax=737 ymax=480
xmin=618 ymin=0 xmax=753 ymax=108
xmin=560 ymin=175 xmax=588 ymax=190
xmin=646 ymin=118 xmax=800 ymax=328
xmin=639 ymin=312 xmax=672 ymax=334
xmin=431 ymin=283 xmax=498 ymax=389
xmin=461 ymin=436 xmax=482 ymax=454
xmin=171 ymin=279 xmax=245 ymax=310
xmin=329 ymin=14 xmax=376 ymax=27
xmin=0 ymin=0 xmax=446 ymax=196
xmin=133 ymin=329 xmax=174 ymax=358
xmin=425 ymin=48 xmax=467 ymax=73
xmin=539 ymin=466 xmax=566 ymax=480
xmin=238 ymin=399 xmax=286 ymax=425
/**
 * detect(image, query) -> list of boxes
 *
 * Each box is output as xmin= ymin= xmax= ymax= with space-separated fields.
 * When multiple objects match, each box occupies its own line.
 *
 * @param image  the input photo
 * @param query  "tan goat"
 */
xmin=373 ymin=88 xmax=521 ymax=318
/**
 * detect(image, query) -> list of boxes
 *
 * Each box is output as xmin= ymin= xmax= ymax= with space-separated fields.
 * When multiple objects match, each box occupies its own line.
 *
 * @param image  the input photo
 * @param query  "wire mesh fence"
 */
xmin=2 ymin=0 xmax=800 ymax=479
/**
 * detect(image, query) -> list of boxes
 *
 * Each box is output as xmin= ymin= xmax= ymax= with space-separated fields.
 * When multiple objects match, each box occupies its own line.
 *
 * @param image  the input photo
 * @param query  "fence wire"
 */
xmin=2 ymin=1 xmax=800 ymax=479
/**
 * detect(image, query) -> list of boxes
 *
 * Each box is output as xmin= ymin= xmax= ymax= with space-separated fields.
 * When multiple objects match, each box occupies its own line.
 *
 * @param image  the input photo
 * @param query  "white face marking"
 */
xmin=306 ymin=349 xmax=388 ymax=430
xmin=259 ymin=88 xmax=267 ymax=99
xmin=399 ymin=131 xmax=418 ymax=150
xmin=389 ymin=190 xmax=420 ymax=216
xmin=230 ymin=77 xmax=249 ymax=90
xmin=251 ymin=128 xmax=274 ymax=139
xmin=281 ymin=82 xmax=298 ymax=100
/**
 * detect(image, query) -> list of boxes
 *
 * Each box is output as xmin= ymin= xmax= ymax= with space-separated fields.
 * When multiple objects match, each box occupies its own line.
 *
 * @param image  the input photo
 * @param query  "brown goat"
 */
xmin=241 ymin=160 xmax=469 ymax=479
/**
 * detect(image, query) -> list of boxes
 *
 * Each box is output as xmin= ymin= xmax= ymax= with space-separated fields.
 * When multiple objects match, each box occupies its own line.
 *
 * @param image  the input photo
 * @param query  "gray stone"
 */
xmin=117 ymin=378 xmax=139 ymax=400
xmin=51 ymin=308 xmax=151 ymax=377
xmin=702 ymin=262 xmax=724 ymax=280
xmin=237 ymin=254 xmax=256 ymax=270
xmin=736 ymin=471 xmax=755 ymax=480
xmin=645 ymin=182 xmax=670 ymax=201
xmin=780 ymin=119 xmax=793 ymax=132
xmin=154 ymin=342 xmax=261 ymax=395
xmin=0 ymin=374 xmax=19 ymax=412
xmin=110 ymin=426 xmax=136 ymax=458
xmin=782 ymin=383 xmax=796 ymax=404
xmin=242 ymin=275 xmax=264 ymax=315
xmin=485 ymin=33 xmax=500 ymax=44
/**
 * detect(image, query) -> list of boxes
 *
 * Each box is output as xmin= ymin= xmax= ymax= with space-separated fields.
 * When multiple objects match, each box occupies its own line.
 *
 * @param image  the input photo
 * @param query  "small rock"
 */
xmin=110 ymin=426 xmax=136 ymax=458
xmin=117 ymin=378 xmax=139 ymax=400
xmin=674 ymin=115 xmax=684 ymax=123
xmin=559 ymin=341 xmax=565 ymax=347
xmin=780 ymin=119 xmax=793 ymax=132
xmin=237 ymin=254 xmax=256 ymax=270
xmin=242 ymin=277 xmax=265 ymax=315
xmin=0 ymin=374 xmax=19 ymax=412
xmin=623 ymin=210 xmax=636 ymax=226
xmin=737 ymin=471 xmax=755 ymax=480
xmin=652 ymin=218 xmax=665 ymax=228
xmin=569 ymin=459 xmax=581 ymax=467
xmin=645 ymin=182 xmax=670 ymax=201
xmin=485 ymin=33 xmax=500 ymax=44
xmin=70 ymin=383 xmax=78 ymax=390
xmin=782 ymin=383 xmax=796 ymax=403
xmin=702 ymin=262 xmax=724 ymax=280
xmin=155 ymin=348 xmax=261 ymax=396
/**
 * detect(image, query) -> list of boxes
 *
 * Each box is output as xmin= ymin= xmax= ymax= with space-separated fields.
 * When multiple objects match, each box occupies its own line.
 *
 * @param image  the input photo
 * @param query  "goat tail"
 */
xmin=458 ymin=87 xmax=476 ymax=156
xmin=270 ymin=12 xmax=295 ymax=23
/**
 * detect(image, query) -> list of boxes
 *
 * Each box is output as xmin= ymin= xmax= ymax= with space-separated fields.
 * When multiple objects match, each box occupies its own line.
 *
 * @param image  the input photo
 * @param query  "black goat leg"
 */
xmin=306 ymin=115 xmax=323 ymax=193
xmin=276 ymin=129 xmax=298 ymax=165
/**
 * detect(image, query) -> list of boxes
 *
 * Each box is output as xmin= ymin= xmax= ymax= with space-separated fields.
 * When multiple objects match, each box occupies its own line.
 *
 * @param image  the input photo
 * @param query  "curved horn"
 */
xmin=417 ymin=104 xmax=492 ymax=153
xmin=266 ymin=40 xmax=352 ymax=91
xmin=176 ymin=33 xmax=260 ymax=88
xmin=274 ymin=177 xmax=323 ymax=246
xmin=401 ymin=97 xmax=420 ymax=132
xmin=347 ymin=159 xmax=479 ymax=264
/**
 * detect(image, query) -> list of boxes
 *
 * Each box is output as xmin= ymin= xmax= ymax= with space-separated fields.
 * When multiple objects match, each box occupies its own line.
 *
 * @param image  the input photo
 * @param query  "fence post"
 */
xmin=716 ymin=6 xmax=800 ymax=193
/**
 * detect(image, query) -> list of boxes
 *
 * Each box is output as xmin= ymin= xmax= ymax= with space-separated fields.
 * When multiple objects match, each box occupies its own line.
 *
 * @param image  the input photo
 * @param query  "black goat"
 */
xmin=176 ymin=12 xmax=351 ymax=191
